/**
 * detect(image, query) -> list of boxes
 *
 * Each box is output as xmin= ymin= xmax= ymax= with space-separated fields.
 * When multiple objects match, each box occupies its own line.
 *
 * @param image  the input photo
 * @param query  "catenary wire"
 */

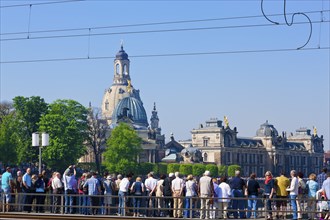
xmin=1 ymin=47 xmax=329 ymax=64
xmin=1 ymin=10 xmax=328 ymax=36
xmin=0 ymin=0 xmax=85 ymax=8
xmin=1 ymin=20 xmax=327 ymax=42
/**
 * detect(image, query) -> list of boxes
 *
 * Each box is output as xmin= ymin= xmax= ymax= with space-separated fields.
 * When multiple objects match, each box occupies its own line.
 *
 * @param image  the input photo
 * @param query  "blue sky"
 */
xmin=1 ymin=0 xmax=329 ymax=150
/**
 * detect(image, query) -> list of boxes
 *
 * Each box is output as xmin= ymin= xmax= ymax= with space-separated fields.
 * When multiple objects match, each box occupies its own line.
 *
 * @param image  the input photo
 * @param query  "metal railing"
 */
xmin=1 ymin=191 xmax=329 ymax=219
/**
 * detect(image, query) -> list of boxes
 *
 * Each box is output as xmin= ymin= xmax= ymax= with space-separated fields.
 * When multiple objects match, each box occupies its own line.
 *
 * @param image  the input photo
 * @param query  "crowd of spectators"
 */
xmin=1 ymin=165 xmax=330 ymax=219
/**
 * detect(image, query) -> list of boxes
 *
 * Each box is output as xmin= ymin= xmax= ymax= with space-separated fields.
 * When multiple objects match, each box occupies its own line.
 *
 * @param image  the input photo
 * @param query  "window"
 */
xmin=203 ymin=153 xmax=208 ymax=162
xmin=203 ymin=139 xmax=208 ymax=147
xmin=105 ymin=101 xmax=109 ymax=110
xmin=226 ymin=152 xmax=231 ymax=163
xmin=123 ymin=64 xmax=128 ymax=74
xmin=116 ymin=64 xmax=120 ymax=74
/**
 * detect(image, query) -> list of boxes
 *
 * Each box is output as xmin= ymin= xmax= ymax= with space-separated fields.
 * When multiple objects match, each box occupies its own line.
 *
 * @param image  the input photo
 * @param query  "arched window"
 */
xmin=116 ymin=64 xmax=120 ymax=74
xmin=105 ymin=100 xmax=109 ymax=110
xmin=123 ymin=64 xmax=128 ymax=75
xmin=203 ymin=152 xmax=208 ymax=162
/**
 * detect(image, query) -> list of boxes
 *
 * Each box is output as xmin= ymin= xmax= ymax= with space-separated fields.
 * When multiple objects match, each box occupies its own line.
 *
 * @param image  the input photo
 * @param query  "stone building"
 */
xmin=101 ymin=45 xmax=165 ymax=163
xmin=186 ymin=118 xmax=324 ymax=177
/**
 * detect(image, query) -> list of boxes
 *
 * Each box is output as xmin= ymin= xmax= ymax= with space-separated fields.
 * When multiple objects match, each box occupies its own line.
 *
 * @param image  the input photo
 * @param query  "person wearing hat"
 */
xmin=1 ymin=167 xmax=13 ymax=212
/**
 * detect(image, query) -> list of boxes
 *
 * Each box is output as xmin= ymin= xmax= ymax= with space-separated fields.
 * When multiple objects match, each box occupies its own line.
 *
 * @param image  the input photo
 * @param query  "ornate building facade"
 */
xmin=101 ymin=45 xmax=165 ymax=163
xmin=185 ymin=118 xmax=324 ymax=177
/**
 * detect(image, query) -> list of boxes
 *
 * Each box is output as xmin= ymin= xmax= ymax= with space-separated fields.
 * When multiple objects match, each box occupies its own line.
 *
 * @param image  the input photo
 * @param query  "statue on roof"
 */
xmin=224 ymin=116 xmax=229 ymax=128
xmin=127 ymin=80 xmax=132 ymax=93
xmin=313 ymin=126 xmax=317 ymax=136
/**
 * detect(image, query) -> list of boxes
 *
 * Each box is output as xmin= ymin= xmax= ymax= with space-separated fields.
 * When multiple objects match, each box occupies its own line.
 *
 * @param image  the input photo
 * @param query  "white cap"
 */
xmin=169 ymin=172 xmax=174 ymax=177
xmin=204 ymin=170 xmax=211 ymax=176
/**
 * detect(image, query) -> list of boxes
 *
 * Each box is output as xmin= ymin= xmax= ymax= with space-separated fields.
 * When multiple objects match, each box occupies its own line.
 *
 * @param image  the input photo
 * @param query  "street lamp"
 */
xmin=32 ymin=132 xmax=49 ymax=174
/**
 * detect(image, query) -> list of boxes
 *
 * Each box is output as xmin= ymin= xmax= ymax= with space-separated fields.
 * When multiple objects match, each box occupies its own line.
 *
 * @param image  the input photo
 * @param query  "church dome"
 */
xmin=112 ymin=96 xmax=148 ymax=127
xmin=256 ymin=120 xmax=278 ymax=137
xmin=116 ymin=46 xmax=128 ymax=60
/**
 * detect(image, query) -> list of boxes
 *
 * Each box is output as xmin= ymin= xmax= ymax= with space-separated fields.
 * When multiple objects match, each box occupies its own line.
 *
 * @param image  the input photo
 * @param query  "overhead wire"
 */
xmin=1 ymin=47 xmax=329 ymax=64
xmin=1 ymin=20 xmax=328 ymax=42
xmin=1 ymin=10 xmax=328 ymax=36
xmin=0 ymin=0 xmax=85 ymax=9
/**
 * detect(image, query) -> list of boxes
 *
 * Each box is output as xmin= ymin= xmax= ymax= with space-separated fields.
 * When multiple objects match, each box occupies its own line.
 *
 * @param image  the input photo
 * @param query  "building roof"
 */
xmin=112 ymin=96 xmax=148 ymax=127
xmin=116 ymin=45 xmax=129 ymax=60
xmin=256 ymin=120 xmax=279 ymax=137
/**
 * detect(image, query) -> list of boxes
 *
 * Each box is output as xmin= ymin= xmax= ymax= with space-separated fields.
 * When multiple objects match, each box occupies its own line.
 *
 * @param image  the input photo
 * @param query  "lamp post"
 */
xmin=32 ymin=132 xmax=49 ymax=174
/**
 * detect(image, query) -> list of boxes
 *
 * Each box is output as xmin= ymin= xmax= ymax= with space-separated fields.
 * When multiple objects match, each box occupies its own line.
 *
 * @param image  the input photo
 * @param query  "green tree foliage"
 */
xmin=192 ymin=164 xmax=205 ymax=176
xmin=157 ymin=163 xmax=168 ymax=175
xmin=218 ymin=165 xmax=227 ymax=176
xmin=103 ymin=123 xmax=142 ymax=174
xmin=13 ymin=96 xmax=48 ymax=164
xmin=227 ymin=164 xmax=241 ymax=177
xmin=38 ymin=99 xmax=88 ymax=171
xmin=138 ymin=162 xmax=154 ymax=175
xmin=179 ymin=164 xmax=193 ymax=176
xmin=0 ymin=114 xmax=18 ymax=165
xmin=205 ymin=164 xmax=218 ymax=177
xmin=167 ymin=163 xmax=180 ymax=173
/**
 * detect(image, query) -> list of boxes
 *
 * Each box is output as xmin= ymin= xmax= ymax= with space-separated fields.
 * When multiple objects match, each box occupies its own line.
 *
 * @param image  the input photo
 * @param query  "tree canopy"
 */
xmin=103 ymin=123 xmax=142 ymax=174
xmin=38 ymin=99 xmax=88 ymax=170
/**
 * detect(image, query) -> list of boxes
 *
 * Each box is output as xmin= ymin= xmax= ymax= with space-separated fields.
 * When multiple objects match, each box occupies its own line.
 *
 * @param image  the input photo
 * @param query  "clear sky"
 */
xmin=1 ymin=0 xmax=329 ymax=150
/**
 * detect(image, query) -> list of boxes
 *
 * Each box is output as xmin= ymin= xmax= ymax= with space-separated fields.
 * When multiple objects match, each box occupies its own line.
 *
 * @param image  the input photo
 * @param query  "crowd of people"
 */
xmin=1 ymin=165 xmax=330 ymax=220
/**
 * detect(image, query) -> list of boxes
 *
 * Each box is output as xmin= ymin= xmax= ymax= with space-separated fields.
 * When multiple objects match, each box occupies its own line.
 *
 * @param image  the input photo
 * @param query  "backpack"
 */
xmin=298 ymin=179 xmax=307 ymax=195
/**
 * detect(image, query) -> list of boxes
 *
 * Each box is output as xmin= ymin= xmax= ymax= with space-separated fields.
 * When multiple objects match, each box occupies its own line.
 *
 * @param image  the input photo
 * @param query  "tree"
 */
xmin=192 ymin=164 xmax=205 ymax=177
xmin=13 ymin=96 xmax=48 ymax=164
xmin=218 ymin=165 xmax=227 ymax=176
xmin=227 ymin=165 xmax=241 ymax=177
xmin=0 ymin=114 xmax=18 ymax=165
xmin=0 ymin=101 xmax=13 ymax=123
xmin=103 ymin=123 xmax=142 ymax=174
xmin=86 ymin=107 xmax=108 ymax=174
xmin=38 ymin=99 xmax=88 ymax=171
xmin=167 ymin=163 xmax=180 ymax=174
xmin=179 ymin=164 xmax=193 ymax=176
xmin=205 ymin=164 xmax=218 ymax=177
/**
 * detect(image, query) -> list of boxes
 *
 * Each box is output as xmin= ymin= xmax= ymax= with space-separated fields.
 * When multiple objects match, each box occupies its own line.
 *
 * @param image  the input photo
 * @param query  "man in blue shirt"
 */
xmin=63 ymin=165 xmax=76 ymax=214
xmin=229 ymin=170 xmax=246 ymax=219
xmin=83 ymin=172 xmax=101 ymax=215
xmin=1 ymin=167 xmax=13 ymax=212
xmin=22 ymin=168 xmax=32 ymax=212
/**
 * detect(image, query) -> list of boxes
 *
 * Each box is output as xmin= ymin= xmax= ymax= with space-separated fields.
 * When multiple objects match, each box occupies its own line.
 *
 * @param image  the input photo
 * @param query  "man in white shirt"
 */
xmin=286 ymin=170 xmax=299 ymax=220
xmin=118 ymin=174 xmax=132 ymax=216
xmin=171 ymin=172 xmax=185 ymax=218
xmin=144 ymin=172 xmax=158 ymax=217
xmin=52 ymin=172 xmax=63 ymax=214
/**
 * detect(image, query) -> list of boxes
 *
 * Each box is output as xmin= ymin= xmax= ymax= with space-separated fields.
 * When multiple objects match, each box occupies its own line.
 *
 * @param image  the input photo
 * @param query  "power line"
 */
xmin=1 ymin=20 xmax=328 ymax=42
xmin=1 ymin=10 xmax=328 ymax=36
xmin=1 ymin=47 xmax=328 ymax=64
xmin=0 ymin=0 xmax=85 ymax=9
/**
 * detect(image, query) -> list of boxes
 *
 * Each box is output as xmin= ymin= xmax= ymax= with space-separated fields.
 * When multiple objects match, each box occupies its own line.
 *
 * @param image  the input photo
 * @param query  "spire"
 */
xmin=120 ymin=39 xmax=124 ymax=50
xmin=150 ymin=102 xmax=159 ymax=130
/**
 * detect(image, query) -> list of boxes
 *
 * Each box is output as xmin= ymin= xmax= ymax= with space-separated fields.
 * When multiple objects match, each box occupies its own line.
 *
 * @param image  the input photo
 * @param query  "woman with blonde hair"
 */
xmin=130 ymin=176 xmax=144 ymax=217
xmin=306 ymin=173 xmax=319 ymax=220
xmin=183 ymin=174 xmax=197 ymax=218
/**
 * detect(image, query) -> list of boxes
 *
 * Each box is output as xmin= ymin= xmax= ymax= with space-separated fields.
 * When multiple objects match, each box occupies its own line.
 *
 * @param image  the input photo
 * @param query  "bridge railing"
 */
xmin=1 ymin=191 xmax=329 ymax=219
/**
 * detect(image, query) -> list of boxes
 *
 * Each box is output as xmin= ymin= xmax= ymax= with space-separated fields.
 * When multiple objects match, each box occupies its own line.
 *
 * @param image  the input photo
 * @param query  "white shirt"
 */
xmin=219 ymin=182 xmax=231 ymax=202
xmin=145 ymin=177 xmax=157 ymax=192
xmin=119 ymin=177 xmax=130 ymax=192
xmin=52 ymin=176 xmax=63 ymax=189
xmin=171 ymin=177 xmax=184 ymax=191
xmin=287 ymin=176 xmax=299 ymax=195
